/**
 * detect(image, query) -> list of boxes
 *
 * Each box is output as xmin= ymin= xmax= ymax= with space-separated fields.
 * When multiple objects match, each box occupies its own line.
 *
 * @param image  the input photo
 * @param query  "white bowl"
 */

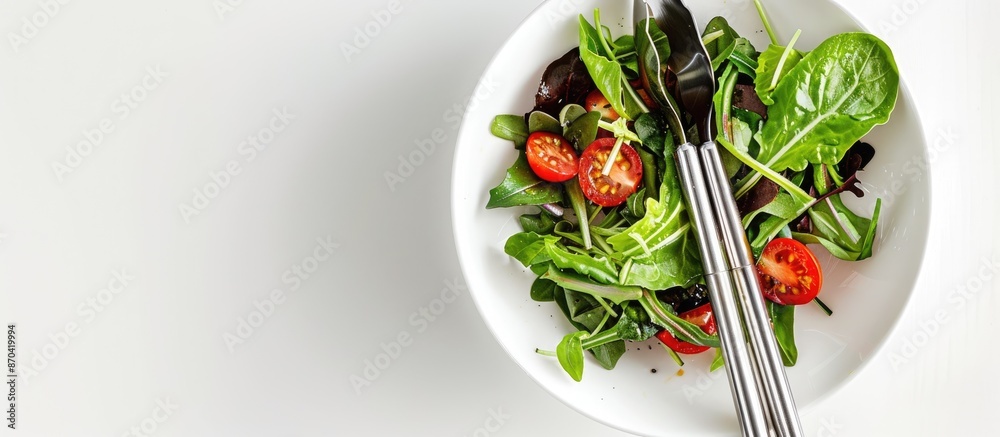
xmin=451 ymin=0 xmax=930 ymax=435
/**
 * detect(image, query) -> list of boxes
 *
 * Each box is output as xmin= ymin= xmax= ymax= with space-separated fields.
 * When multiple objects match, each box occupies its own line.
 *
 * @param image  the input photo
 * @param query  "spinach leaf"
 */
xmin=557 ymin=331 xmax=587 ymax=381
xmin=487 ymin=152 xmax=564 ymax=209
xmin=729 ymin=38 xmax=759 ymax=78
xmin=490 ymin=115 xmax=529 ymax=148
xmin=613 ymin=35 xmax=639 ymax=75
xmin=702 ymin=16 xmax=738 ymax=71
xmin=519 ymin=210 xmax=557 ymax=235
xmin=504 ymin=232 xmax=557 ymax=267
xmin=754 ymin=41 xmax=804 ymax=106
xmin=559 ymin=104 xmax=589 ymax=126
xmin=579 ymin=14 xmax=642 ymax=120
xmin=746 ymin=192 xmax=808 ymax=255
xmin=563 ymin=111 xmax=601 ymax=153
xmin=553 ymin=288 xmax=626 ymax=370
xmin=756 ymin=33 xmax=899 ymax=173
xmin=530 ymin=277 xmax=558 ymax=302
xmin=588 ymin=339 xmax=627 ymax=371
xmin=768 ymin=301 xmax=798 ymax=366
xmin=528 ymin=111 xmax=562 ymax=135
xmin=563 ymin=288 xmax=611 ymax=331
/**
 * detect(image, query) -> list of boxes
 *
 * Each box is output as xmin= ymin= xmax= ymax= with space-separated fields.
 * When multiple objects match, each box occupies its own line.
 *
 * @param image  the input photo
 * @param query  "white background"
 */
xmin=0 ymin=0 xmax=997 ymax=436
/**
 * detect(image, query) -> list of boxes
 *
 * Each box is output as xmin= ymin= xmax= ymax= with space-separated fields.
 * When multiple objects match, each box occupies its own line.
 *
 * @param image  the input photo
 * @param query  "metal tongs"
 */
xmin=632 ymin=1 xmax=803 ymax=436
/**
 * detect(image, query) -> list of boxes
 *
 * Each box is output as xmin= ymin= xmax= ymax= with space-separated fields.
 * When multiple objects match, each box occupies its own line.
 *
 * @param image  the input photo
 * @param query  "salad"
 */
xmin=484 ymin=0 xmax=898 ymax=381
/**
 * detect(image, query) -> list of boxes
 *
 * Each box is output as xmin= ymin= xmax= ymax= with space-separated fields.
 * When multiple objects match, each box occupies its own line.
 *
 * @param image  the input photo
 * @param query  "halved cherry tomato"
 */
xmin=655 ymin=303 xmax=716 ymax=355
xmin=525 ymin=132 xmax=578 ymax=182
xmin=577 ymin=138 xmax=642 ymax=207
xmin=757 ymin=237 xmax=823 ymax=306
xmin=585 ymin=89 xmax=619 ymax=121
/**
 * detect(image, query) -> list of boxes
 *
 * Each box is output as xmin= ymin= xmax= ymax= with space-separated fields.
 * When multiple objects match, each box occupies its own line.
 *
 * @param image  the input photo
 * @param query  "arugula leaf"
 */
xmin=487 ymin=152 xmax=564 ymax=209
xmin=638 ymin=290 xmax=721 ymax=348
xmin=803 ymin=196 xmax=881 ymax=261
xmin=542 ymin=265 xmax=643 ymax=305
xmin=544 ymin=240 xmax=619 ymax=285
xmin=608 ymin=140 xmax=702 ymax=291
xmin=710 ymin=348 xmax=725 ymax=372
xmin=768 ymin=302 xmax=798 ymax=366
xmin=756 ymin=33 xmax=899 ymax=173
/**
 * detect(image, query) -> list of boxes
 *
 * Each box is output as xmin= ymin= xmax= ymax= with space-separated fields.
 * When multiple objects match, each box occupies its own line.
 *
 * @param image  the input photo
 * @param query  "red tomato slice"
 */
xmin=655 ymin=303 xmax=717 ymax=355
xmin=578 ymin=138 xmax=642 ymax=207
xmin=525 ymin=132 xmax=578 ymax=182
xmin=585 ymin=89 xmax=619 ymax=121
xmin=757 ymin=237 xmax=824 ymax=305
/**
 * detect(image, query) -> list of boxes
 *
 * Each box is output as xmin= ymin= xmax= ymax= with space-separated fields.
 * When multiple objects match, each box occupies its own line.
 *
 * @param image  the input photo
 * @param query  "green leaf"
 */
xmin=519 ymin=211 xmax=557 ymax=235
xmin=553 ymin=288 xmax=626 ymax=370
xmin=563 ymin=289 xmax=610 ymax=331
xmin=544 ymin=240 xmax=619 ymax=285
xmin=490 ymin=115 xmax=528 ymax=148
xmin=503 ymin=232 xmax=557 ymax=268
xmin=634 ymin=17 xmax=685 ymax=138
xmin=557 ymin=331 xmax=588 ymax=382
xmin=859 ymin=198 xmax=882 ymax=260
xmin=746 ymin=192 xmax=809 ymax=255
xmin=638 ymin=290 xmax=720 ymax=348
xmin=588 ymin=340 xmax=626 ymax=370
xmin=729 ymin=38 xmax=759 ymax=78
xmin=710 ymin=348 xmax=725 ymax=372
xmin=803 ymin=195 xmax=881 ymax=261
xmin=542 ymin=265 xmax=643 ymax=305
xmin=528 ymin=111 xmax=562 ymax=135
xmin=755 ymin=43 xmax=804 ymax=106
xmin=563 ymin=111 xmax=601 ymax=153
xmin=702 ymin=16 xmax=738 ymax=71
xmin=486 ymin=152 xmax=564 ymax=209
xmin=756 ymin=33 xmax=899 ymax=172
xmin=579 ymin=15 xmax=639 ymax=120
xmin=559 ymin=104 xmax=589 ymax=126
xmin=614 ymin=302 xmax=660 ymax=342
xmin=530 ymin=277 xmax=558 ymax=302
xmin=607 ymin=142 xmax=702 ymax=290
xmin=768 ymin=302 xmax=798 ymax=366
